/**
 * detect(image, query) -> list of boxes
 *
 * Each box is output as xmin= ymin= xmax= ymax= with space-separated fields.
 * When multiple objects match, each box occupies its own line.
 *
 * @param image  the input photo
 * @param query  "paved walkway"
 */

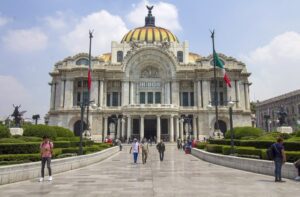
xmin=0 ymin=145 xmax=300 ymax=197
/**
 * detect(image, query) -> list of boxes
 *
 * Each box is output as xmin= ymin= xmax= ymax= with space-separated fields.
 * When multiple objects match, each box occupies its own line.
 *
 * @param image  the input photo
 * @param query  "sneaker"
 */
xmin=48 ymin=176 xmax=53 ymax=181
xmin=39 ymin=177 xmax=44 ymax=182
xmin=295 ymin=176 xmax=300 ymax=181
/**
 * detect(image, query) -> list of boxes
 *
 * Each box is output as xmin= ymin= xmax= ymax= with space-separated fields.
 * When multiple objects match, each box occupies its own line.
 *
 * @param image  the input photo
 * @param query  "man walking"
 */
xmin=129 ymin=138 xmax=140 ymax=164
xmin=141 ymin=140 xmax=149 ymax=164
xmin=273 ymin=137 xmax=286 ymax=182
xmin=156 ymin=140 xmax=165 ymax=161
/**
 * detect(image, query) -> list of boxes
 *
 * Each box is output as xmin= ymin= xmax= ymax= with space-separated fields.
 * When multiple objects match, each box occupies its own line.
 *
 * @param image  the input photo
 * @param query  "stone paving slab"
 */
xmin=0 ymin=145 xmax=299 ymax=197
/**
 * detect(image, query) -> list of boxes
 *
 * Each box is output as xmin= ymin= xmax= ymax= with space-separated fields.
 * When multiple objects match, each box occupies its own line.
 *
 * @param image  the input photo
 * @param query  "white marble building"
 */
xmin=47 ymin=8 xmax=251 ymax=142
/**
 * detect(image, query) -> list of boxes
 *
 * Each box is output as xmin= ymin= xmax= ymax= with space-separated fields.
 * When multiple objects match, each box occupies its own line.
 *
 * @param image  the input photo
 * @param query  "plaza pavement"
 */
xmin=0 ymin=145 xmax=299 ymax=197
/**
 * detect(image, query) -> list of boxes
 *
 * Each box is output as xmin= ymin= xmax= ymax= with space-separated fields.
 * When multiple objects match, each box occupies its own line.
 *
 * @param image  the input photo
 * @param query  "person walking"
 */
xmin=156 ymin=140 xmax=165 ymax=161
xmin=294 ymin=158 xmax=300 ymax=181
xmin=272 ymin=137 xmax=286 ymax=182
xmin=177 ymin=138 xmax=182 ymax=150
xmin=129 ymin=138 xmax=140 ymax=164
xmin=39 ymin=136 xmax=54 ymax=182
xmin=116 ymin=138 xmax=122 ymax=151
xmin=141 ymin=140 xmax=149 ymax=164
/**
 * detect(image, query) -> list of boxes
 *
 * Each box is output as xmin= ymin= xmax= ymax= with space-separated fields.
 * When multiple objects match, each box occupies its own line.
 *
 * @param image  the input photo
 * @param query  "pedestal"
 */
xmin=277 ymin=126 xmax=293 ymax=134
xmin=212 ymin=130 xmax=224 ymax=139
xmin=9 ymin=128 xmax=24 ymax=136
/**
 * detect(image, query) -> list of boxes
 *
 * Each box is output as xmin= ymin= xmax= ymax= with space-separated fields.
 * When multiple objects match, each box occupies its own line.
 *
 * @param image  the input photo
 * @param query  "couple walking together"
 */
xmin=129 ymin=139 xmax=165 ymax=163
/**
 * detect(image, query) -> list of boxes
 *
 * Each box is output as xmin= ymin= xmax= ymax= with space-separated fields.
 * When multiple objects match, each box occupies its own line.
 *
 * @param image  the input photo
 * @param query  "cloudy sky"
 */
xmin=0 ymin=0 xmax=300 ymax=120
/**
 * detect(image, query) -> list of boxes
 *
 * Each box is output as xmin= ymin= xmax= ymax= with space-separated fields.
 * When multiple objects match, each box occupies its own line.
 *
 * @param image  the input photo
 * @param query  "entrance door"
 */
xmin=214 ymin=120 xmax=227 ymax=134
xmin=74 ymin=120 xmax=87 ymax=136
xmin=144 ymin=119 xmax=157 ymax=140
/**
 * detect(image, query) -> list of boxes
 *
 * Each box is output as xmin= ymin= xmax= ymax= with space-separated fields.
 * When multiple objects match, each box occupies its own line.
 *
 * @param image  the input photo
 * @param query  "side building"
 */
xmin=256 ymin=89 xmax=300 ymax=131
xmin=47 ymin=8 xmax=252 ymax=141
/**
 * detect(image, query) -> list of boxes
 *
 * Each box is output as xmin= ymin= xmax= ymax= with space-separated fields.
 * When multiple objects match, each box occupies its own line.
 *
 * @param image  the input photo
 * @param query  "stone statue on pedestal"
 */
xmin=11 ymin=105 xmax=26 ymax=128
xmin=277 ymin=105 xmax=287 ymax=126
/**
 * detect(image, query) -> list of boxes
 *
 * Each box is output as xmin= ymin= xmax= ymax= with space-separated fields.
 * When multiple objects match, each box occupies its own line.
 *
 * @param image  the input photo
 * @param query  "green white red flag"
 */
xmin=213 ymin=50 xmax=231 ymax=87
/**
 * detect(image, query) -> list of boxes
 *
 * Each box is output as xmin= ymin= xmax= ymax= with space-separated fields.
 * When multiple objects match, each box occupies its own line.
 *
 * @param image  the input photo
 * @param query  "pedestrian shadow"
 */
xmin=257 ymin=179 xmax=276 ymax=183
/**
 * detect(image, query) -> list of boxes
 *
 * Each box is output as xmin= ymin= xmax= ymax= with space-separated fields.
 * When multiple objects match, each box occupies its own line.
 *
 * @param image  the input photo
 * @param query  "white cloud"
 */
xmin=127 ymin=0 xmax=182 ymax=32
xmin=0 ymin=14 xmax=12 ymax=27
xmin=2 ymin=28 xmax=48 ymax=52
xmin=241 ymin=31 xmax=300 ymax=101
xmin=62 ymin=10 xmax=128 ymax=54
xmin=0 ymin=75 xmax=31 ymax=118
xmin=44 ymin=12 xmax=67 ymax=30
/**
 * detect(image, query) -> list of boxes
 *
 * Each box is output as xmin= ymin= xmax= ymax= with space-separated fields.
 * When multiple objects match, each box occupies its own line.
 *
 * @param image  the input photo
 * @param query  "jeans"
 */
xmin=133 ymin=153 xmax=138 ymax=163
xmin=41 ymin=157 xmax=52 ymax=177
xmin=274 ymin=157 xmax=283 ymax=180
xmin=159 ymin=151 xmax=164 ymax=161
xmin=298 ymin=167 xmax=300 ymax=176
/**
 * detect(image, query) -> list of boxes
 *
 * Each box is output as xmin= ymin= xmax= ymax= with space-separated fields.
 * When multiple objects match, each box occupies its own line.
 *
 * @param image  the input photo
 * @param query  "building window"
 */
xmin=148 ymin=92 xmax=153 ymax=104
xmin=140 ymin=92 xmax=145 ymax=104
xmin=182 ymin=92 xmax=189 ymax=106
xmin=190 ymin=92 xmax=194 ymax=106
xmin=76 ymin=58 xmax=89 ymax=66
xmin=112 ymin=92 xmax=119 ymax=106
xmin=155 ymin=92 xmax=161 ymax=104
xmin=117 ymin=51 xmax=123 ymax=62
xmin=177 ymin=51 xmax=183 ymax=63
xmin=107 ymin=94 xmax=111 ymax=106
xmin=210 ymin=80 xmax=228 ymax=106
xmin=74 ymin=79 xmax=89 ymax=106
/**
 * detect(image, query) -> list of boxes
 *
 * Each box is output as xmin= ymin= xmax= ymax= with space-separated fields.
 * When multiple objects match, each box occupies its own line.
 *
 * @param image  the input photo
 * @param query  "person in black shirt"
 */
xmin=273 ymin=137 xmax=286 ymax=182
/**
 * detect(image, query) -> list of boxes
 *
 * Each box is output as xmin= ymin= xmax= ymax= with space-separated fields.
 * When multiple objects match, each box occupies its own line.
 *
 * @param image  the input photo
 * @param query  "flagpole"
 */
xmin=211 ymin=30 xmax=219 ymax=132
xmin=86 ymin=30 xmax=93 ymax=131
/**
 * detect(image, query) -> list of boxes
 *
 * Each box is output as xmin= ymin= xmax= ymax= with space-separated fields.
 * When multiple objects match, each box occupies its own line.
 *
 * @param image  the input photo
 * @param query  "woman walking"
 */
xmin=39 ymin=136 xmax=54 ymax=182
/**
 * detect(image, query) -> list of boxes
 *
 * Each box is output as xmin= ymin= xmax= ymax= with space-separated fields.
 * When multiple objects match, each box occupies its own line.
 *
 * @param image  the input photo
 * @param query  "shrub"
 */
xmin=0 ymin=138 xmax=25 ymax=143
xmin=208 ymin=139 xmax=242 ymax=146
xmin=56 ymin=137 xmax=80 ymax=141
xmin=0 ymin=143 xmax=40 ymax=154
xmin=13 ymin=136 xmax=41 ymax=142
xmin=225 ymin=127 xmax=263 ymax=139
xmin=0 ymin=125 xmax=11 ymax=138
xmin=239 ymin=140 xmax=273 ymax=149
xmin=236 ymin=147 xmax=262 ymax=158
xmin=222 ymin=146 xmax=234 ymax=155
xmin=70 ymin=139 xmax=94 ymax=147
xmin=23 ymin=125 xmax=57 ymax=140
xmin=53 ymin=141 xmax=71 ymax=148
xmin=257 ymin=132 xmax=291 ymax=141
xmin=285 ymin=151 xmax=300 ymax=162
xmin=52 ymin=126 xmax=74 ymax=137
xmin=286 ymin=137 xmax=300 ymax=142
xmin=62 ymin=145 xmax=104 ymax=155
xmin=295 ymin=131 xmax=300 ymax=137
xmin=206 ymin=144 xmax=223 ymax=153
xmin=196 ymin=142 xmax=207 ymax=149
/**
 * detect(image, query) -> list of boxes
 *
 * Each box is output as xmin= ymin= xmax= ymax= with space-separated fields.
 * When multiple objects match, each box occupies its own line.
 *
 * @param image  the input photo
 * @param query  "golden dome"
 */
xmin=121 ymin=6 xmax=179 ymax=43
xmin=99 ymin=53 xmax=111 ymax=62
xmin=121 ymin=26 xmax=179 ymax=43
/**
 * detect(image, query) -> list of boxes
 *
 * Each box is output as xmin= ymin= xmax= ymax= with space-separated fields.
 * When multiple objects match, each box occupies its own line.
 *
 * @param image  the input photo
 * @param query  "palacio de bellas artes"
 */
xmin=47 ymin=7 xmax=251 ymax=142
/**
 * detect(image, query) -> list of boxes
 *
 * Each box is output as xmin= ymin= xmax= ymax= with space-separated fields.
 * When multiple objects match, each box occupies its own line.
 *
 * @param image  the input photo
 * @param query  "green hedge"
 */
xmin=0 ymin=125 xmax=10 ymax=138
xmin=0 ymin=143 xmax=40 ymax=154
xmin=52 ymin=126 xmax=74 ymax=137
xmin=295 ymin=131 xmax=300 ymax=137
xmin=196 ymin=142 xmax=207 ymax=149
xmin=0 ymin=138 xmax=25 ymax=143
xmin=206 ymin=144 xmax=223 ymax=153
xmin=222 ymin=146 xmax=234 ymax=155
xmin=23 ymin=125 xmax=57 ymax=140
xmin=236 ymin=147 xmax=262 ymax=158
xmin=286 ymin=151 xmax=300 ymax=162
xmin=256 ymin=132 xmax=291 ymax=141
xmin=61 ymin=145 xmax=105 ymax=154
xmin=225 ymin=127 xmax=263 ymax=139
xmin=56 ymin=137 xmax=80 ymax=141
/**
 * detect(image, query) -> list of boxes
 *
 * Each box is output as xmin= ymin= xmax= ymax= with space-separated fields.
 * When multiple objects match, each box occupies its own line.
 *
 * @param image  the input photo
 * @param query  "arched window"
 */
xmin=117 ymin=51 xmax=123 ymax=62
xmin=177 ymin=51 xmax=183 ymax=62
xmin=76 ymin=58 xmax=89 ymax=66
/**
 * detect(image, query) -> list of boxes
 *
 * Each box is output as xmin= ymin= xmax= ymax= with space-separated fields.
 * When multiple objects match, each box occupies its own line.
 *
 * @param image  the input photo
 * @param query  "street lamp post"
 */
xmin=228 ymin=100 xmax=235 ymax=154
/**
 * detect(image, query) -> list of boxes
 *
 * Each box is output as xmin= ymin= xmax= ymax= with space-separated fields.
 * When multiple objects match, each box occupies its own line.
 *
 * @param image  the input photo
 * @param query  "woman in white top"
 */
xmin=129 ymin=138 xmax=140 ymax=164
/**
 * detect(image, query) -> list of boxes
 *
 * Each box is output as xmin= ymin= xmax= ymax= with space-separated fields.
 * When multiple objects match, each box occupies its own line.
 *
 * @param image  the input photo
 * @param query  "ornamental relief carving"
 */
xmin=140 ymin=66 xmax=159 ymax=78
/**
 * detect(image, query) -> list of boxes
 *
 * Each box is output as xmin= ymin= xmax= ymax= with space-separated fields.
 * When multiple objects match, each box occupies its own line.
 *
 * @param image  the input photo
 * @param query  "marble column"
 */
xmin=127 ymin=116 xmax=131 ymax=141
xmin=157 ymin=115 xmax=161 ymax=142
xmin=140 ymin=115 xmax=144 ymax=140
xmin=104 ymin=116 xmax=108 ymax=140
xmin=171 ymin=81 xmax=179 ymax=106
xmin=130 ymin=82 xmax=135 ymax=104
xmin=245 ymin=83 xmax=250 ymax=110
xmin=60 ymin=80 xmax=66 ymax=108
xmin=99 ymin=80 xmax=104 ymax=107
xmin=165 ymin=82 xmax=170 ymax=104
xmin=91 ymin=79 xmax=99 ymax=106
xmin=197 ymin=115 xmax=201 ymax=140
xmin=122 ymin=81 xmax=129 ymax=106
xmin=193 ymin=115 xmax=197 ymax=138
xmin=121 ymin=118 xmax=125 ymax=139
xmin=50 ymin=83 xmax=54 ymax=110
xmin=170 ymin=115 xmax=174 ymax=142
xmin=176 ymin=117 xmax=180 ymax=140
xmin=235 ymin=80 xmax=240 ymax=108
xmin=180 ymin=119 xmax=184 ymax=139
xmin=194 ymin=81 xmax=197 ymax=106
xmin=103 ymin=81 xmax=107 ymax=107
xmin=117 ymin=118 xmax=121 ymax=139
xmin=197 ymin=80 xmax=202 ymax=108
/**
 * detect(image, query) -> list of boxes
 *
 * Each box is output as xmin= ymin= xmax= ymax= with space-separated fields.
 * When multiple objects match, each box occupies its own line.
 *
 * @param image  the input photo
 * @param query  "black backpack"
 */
xmin=266 ymin=144 xmax=275 ymax=160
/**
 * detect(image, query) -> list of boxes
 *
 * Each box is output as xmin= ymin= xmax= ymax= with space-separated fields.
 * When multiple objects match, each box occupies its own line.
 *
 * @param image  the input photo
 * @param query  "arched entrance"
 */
xmin=214 ymin=120 xmax=227 ymax=134
xmin=73 ymin=120 xmax=87 ymax=136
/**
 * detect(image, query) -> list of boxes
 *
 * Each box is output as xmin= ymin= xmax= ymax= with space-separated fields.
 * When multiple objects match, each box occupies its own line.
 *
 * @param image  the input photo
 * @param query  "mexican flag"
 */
xmin=213 ymin=50 xmax=231 ymax=87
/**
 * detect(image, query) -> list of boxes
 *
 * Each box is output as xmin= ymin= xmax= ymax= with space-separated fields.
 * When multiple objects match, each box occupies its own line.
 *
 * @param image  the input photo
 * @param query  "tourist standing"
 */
xmin=273 ymin=137 xmax=286 ymax=182
xmin=129 ymin=138 xmax=140 ymax=164
xmin=141 ymin=140 xmax=149 ymax=164
xmin=39 ymin=136 xmax=54 ymax=182
xmin=177 ymin=138 xmax=182 ymax=150
xmin=116 ymin=138 xmax=122 ymax=151
xmin=156 ymin=140 xmax=165 ymax=161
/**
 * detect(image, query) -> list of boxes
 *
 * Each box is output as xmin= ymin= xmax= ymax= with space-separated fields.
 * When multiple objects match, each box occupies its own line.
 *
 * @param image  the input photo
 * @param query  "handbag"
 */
xmin=294 ymin=159 xmax=300 ymax=168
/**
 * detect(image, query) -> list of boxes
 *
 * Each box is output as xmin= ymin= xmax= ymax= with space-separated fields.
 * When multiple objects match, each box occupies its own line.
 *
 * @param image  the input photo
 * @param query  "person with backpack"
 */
xmin=272 ymin=137 xmax=286 ymax=182
xmin=39 ymin=136 xmax=54 ymax=182
xmin=141 ymin=140 xmax=149 ymax=164
xmin=294 ymin=159 xmax=300 ymax=181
